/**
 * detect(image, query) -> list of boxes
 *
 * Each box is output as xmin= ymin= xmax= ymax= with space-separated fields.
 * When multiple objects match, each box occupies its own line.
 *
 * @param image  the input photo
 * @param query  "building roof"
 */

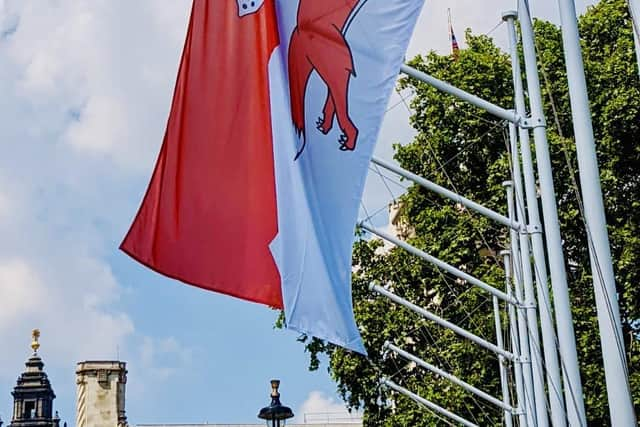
xmin=137 ymin=424 xmax=361 ymax=427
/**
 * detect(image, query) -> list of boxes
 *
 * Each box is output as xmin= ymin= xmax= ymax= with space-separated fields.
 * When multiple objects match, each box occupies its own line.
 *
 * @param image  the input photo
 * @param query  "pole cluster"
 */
xmin=370 ymin=2 xmax=636 ymax=425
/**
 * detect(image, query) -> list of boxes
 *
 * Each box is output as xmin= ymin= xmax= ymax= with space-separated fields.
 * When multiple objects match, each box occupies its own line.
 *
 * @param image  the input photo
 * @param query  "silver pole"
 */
xmin=555 ymin=0 xmax=636 ymax=424
xmin=516 ymin=2 xmax=589 ymax=425
xmin=381 ymin=378 xmax=479 ymax=427
xmin=503 ymin=12 xmax=567 ymax=426
xmin=370 ymin=283 xmax=516 ymax=360
xmin=505 ymin=182 xmax=537 ymax=427
xmin=384 ymin=342 xmax=514 ymax=413
xmin=371 ymin=156 xmax=518 ymax=230
xmin=513 ymin=132 xmax=550 ymax=427
xmin=360 ymin=223 xmax=517 ymax=304
xmin=506 ymin=177 xmax=549 ymax=427
xmin=491 ymin=295 xmax=515 ymax=427
xmin=635 ymin=28 xmax=640 ymax=77
xmin=399 ymin=64 xmax=520 ymax=124
xmin=502 ymin=249 xmax=528 ymax=427
xmin=629 ymin=0 xmax=640 ymax=76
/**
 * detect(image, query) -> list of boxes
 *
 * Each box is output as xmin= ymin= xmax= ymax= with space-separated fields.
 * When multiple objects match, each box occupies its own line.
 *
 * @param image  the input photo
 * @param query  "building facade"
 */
xmin=138 ymin=424 xmax=360 ymax=427
xmin=3 ymin=332 xmax=358 ymax=427
xmin=75 ymin=361 xmax=128 ymax=427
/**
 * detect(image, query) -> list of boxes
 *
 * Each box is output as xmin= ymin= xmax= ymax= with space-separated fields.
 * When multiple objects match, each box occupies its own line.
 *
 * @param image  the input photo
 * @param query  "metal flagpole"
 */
xmin=516 ymin=2 xmax=588 ymax=425
xmin=508 ymin=123 xmax=550 ymax=427
xmin=554 ymin=0 xmax=637 ymax=424
xmin=501 ymin=249 xmax=528 ymax=427
xmin=506 ymin=119 xmax=551 ymax=425
xmin=503 ymin=12 xmax=567 ymax=426
xmin=629 ymin=0 xmax=640 ymax=75
xmin=509 ymin=124 xmax=560 ymax=426
xmin=504 ymin=182 xmax=537 ymax=427
xmin=492 ymin=289 xmax=514 ymax=427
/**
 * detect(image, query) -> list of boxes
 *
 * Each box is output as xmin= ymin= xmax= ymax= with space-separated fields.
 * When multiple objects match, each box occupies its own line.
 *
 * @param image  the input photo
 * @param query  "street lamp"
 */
xmin=258 ymin=379 xmax=294 ymax=427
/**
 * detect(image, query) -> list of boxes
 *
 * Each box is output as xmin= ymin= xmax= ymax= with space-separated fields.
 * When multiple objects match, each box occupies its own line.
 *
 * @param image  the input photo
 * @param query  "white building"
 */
xmin=76 ymin=361 xmax=128 ymax=427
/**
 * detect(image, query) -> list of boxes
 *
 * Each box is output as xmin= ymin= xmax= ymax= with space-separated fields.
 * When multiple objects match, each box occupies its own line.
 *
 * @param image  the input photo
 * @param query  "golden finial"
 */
xmin=270 ymin=379 xmax=280 ymax=398
xmin=31 ymin=329 xmax=40 ymax=353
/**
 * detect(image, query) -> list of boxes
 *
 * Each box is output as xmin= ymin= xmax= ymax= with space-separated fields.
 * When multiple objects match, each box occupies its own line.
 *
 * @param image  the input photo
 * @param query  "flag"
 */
xmin=121 ymin=0 xmax=424 ymax=354
xmin=448 ymin=8 xmax=460 ymax=60
xmin=122 ymin=0 xmax=283 ymax=308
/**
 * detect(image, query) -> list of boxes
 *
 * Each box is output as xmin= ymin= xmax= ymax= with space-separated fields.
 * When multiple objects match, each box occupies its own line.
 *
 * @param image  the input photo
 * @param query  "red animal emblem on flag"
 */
xmin=288 ymin=0 xmax=365 ymax=158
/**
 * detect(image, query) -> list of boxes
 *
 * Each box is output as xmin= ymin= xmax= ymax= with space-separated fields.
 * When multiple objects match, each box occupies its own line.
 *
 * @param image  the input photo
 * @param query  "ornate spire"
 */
xmin=9 ymin=330 xmax=59 ymax=427
xmin=30 ymin=329 xmax=40 ymax=354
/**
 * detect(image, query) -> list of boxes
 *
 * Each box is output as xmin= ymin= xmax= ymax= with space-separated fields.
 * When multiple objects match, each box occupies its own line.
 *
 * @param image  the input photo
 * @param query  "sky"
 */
xmin=0 ymin=0 xmax=597 ymax=425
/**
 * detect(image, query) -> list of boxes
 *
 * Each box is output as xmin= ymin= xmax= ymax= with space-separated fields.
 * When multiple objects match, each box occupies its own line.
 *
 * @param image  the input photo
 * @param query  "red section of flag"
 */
xmin=121 ymin=0 xmax=283 ymax=308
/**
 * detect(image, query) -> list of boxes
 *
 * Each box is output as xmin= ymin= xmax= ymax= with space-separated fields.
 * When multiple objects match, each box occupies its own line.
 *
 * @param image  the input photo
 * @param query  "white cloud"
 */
xmin=0 ymin=187 xmax=10 ymax=221
xmin=295 ymin=391 xmax=362 ymax=424
xmin=0 ymin=1 xmax=197 ymax=420
xmin=0 ymin=254 xmax=134 ymax=377
xmin=64 ymin=94 xmax=130 ymax=154
xmin=2 ymin=0 xmax=191 ymax=170
xmin=0 ymin=259 xmax=47 ymax=333
xmin=138 ymin=336 xmax=193 ymax=381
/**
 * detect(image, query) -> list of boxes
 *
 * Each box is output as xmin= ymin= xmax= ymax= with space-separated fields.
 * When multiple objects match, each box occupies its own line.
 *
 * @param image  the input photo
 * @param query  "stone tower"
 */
xmin=8 ymin=330 xmax=61 ymax=427
xmin=75 ymin=361 xmax=128 ymax=427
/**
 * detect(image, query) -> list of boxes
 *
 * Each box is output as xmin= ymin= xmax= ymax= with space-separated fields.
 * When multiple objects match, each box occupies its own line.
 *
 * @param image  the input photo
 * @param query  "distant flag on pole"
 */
xmin=448 ymin=8 xmax=460 ymax=60
xmin=121 ymin=0 xmax=424 ymax=354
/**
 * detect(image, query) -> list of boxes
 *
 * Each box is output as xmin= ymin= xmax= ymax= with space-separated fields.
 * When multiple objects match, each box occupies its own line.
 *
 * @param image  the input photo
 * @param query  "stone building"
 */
xmin=75 ymin=361 xmax=128 ymax=427
xmin=4 ymin=330 xmax=63 ymax=427
xmin=3 ymin=332 xmax=358 ymax=427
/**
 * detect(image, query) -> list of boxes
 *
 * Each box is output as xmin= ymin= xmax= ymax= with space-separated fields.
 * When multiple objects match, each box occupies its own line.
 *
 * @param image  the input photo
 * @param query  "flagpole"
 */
xmin=492 ymin=273 xmax=514 ymax=427
xmin=508 ymin=148 xmax=549 ymax=427
xmin=505 ymin=181 xmax=537 ymax=427
xmin=554 ymin=0 xmax=637 ymax=424
xmin=501 ymin=249 xmax=528 ymax=427
xmin=516 ymin=2 xmax=589 ymax=424
xmin=504 ymin=12 xmax=567 ymax=427
xmin=629 ymin=0 xmax=640 ymax=75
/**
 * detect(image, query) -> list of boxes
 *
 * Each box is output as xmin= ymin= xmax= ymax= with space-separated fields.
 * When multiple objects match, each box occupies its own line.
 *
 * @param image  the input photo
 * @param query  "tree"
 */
xmin=292 ymin=1 xmax=640 ymax=424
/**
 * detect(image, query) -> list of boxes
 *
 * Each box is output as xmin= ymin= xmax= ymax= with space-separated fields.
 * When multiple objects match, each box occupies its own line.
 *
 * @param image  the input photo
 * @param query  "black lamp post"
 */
xmin=258 ymin=379 xmax=294 ymax=427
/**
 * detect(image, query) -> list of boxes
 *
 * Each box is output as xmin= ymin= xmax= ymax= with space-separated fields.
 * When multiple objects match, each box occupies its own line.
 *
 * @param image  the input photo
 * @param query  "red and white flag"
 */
xmin=122 ymin=0 xmax=424 ymax=353
xmin=448 ymin=8 xmax=460 ymax=60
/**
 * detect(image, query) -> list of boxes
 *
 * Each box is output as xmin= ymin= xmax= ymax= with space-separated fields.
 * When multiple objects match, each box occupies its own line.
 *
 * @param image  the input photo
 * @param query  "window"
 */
xmin=24 ymin=401 xmax=36 ymax=419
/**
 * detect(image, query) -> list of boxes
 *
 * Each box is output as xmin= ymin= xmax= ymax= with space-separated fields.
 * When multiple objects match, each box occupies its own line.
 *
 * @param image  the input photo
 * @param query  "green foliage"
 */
xmin=288 ymin=1 xmax=640 ymax=424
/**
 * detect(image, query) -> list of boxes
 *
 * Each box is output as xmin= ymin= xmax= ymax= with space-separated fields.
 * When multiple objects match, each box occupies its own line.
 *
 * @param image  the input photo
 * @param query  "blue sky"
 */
xmin=0 ymin=0 xmax=596 ymax=425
